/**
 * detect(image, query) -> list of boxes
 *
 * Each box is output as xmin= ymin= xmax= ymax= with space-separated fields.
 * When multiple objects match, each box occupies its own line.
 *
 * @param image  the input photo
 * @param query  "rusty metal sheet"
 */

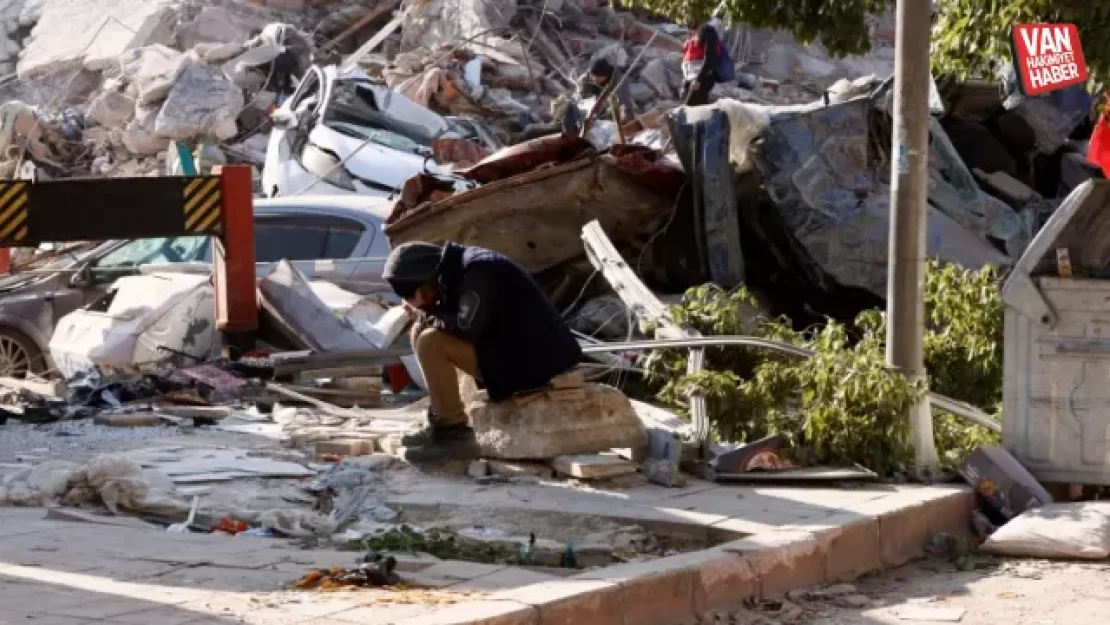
xmin=459 ymin=134 xmax=596 ymax=184
xmin=384 ymin=154 xmax=680 ymax=274
xmin=608 ymin=145 xmax=686 ymax=197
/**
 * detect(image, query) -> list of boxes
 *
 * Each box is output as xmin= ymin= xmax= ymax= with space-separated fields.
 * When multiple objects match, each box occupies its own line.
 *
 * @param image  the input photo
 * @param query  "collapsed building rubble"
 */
xmin=0 ymin=0 xmax=1106 ymax=598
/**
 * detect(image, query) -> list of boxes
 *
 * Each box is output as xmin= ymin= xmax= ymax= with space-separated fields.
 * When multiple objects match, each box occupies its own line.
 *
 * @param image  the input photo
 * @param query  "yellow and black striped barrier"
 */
xmin=0 ymin=181 xmax=29 ymax=244
xmin=183 ymin=176 xmax=223 ymax=234
xmin=0 ymin=175 xmax=227 ymax=246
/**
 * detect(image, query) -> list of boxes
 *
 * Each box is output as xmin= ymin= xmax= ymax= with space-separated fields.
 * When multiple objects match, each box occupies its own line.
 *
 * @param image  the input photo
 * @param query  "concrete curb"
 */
xmin=398 ymin=486 xmax=974 ymax=625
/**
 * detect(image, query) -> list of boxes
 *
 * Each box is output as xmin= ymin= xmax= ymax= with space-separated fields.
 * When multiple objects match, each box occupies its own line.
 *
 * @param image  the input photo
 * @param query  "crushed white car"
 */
xmin=262 ymin=65 xmax=497 ymax=198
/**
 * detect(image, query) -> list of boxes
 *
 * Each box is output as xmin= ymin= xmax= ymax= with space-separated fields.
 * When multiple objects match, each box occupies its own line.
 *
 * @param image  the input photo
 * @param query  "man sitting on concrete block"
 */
xmin=382 ymin=241 xmax=584 ymax=463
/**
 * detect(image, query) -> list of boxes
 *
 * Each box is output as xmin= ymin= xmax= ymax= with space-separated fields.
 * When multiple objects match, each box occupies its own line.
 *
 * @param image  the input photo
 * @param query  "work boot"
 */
xmin=400 ymin=424 xmax=481 ymax=464
xmin=400 ymin=424 xmax=436 ymax=447
xmin=400 ymin=409 xmax=468 ymax=446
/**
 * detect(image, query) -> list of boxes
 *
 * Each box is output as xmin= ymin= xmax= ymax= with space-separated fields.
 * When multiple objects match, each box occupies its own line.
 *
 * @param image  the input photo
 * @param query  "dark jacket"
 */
xmin=576 ymin=70 xmax=636 ymax=123
xmin=427 ymin=243 xmax=583 ymax=402
xmin=682 ymin=24 xmax=723 ymax=84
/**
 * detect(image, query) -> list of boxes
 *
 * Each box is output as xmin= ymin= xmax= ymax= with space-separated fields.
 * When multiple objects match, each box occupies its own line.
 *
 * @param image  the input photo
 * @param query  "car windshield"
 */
xmin=322 ymin=79 xmax=438 ymax=153
xmin=96 ymin=236 xmax=210 ymax=268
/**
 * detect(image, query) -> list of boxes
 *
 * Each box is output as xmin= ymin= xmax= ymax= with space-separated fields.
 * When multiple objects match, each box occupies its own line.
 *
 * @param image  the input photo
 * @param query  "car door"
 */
xmin=250 ymin=212 xmax=371 ymax=291
xmin=348 ymin=212 xmax=395 ymax=301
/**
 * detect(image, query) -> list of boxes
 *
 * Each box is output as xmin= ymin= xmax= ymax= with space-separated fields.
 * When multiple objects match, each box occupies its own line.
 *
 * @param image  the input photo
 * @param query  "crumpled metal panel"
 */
xmin=925 ymin=116 xmax=1033 ymax=257
xmin=1014 ymin=180 xmax=1110 ymax=280
xmin=669 ymin=108 xmax=745 ymax=288
xmin=458 ymin=134 xmax=596 ymax=184
xmin=384 ymin=150 xmax=683 ymax=274
xmin=756 ymin=97 xmax=1010 ymax=297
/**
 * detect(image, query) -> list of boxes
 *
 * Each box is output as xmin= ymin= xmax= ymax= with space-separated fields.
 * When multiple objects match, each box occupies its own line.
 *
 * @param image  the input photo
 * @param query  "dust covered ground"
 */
xmin=703 ymin=557 xmax=1110 ymax=625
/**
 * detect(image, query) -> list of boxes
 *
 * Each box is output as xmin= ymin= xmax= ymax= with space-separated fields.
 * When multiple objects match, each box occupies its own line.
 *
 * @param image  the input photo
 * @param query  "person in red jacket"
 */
xmin=681 ymin=20 xmax=723 ymax=106
xmin=1088 ymin=98 xmax=1110 ymax=178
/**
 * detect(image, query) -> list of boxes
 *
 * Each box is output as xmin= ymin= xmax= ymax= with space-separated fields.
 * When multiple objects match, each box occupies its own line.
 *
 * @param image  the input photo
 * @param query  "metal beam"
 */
xmin=579 ymin=336 xmax=1002 ymax=434
xmin=211 ymin=165 xmax=258 ymax=341
xmin=0 ymin=175 xmax=224 ymax=247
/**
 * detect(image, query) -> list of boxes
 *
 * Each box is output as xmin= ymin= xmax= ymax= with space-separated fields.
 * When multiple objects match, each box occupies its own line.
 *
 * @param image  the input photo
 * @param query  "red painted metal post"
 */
xmin=212 ymin=165 xmax=257 ymax=352
xmin=0 ymin=248 xmax=10 ymax=275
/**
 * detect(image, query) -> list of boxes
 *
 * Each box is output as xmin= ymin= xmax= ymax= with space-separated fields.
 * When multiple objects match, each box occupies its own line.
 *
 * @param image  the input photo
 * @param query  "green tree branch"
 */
xmin=619 ymin=0 xmax=1104 ymax=93
xmin=932 ymin=0 xmax=1108 ymax=94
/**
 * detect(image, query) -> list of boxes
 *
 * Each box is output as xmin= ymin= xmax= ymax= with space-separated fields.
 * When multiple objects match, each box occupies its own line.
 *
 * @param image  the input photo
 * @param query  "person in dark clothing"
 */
xmin=382 ymin=241 xmax=584 ymax=463
xmin=573 ymin=58 xmax=636 ymax=126
xmin=681 ymin=21 xmax=723 ymax=106
xmin=519 ymin=58 xmax=635 ymax=140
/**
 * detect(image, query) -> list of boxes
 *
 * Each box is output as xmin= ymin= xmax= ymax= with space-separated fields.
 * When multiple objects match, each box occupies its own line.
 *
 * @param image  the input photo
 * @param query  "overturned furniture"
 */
xmin=1003 ymin=180 xmax=1110 ymax=485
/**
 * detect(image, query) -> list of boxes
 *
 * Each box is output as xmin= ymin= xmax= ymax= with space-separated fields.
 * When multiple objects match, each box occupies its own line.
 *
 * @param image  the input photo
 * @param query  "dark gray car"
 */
xmin=0 ymin=195 xmax=396 ymax=376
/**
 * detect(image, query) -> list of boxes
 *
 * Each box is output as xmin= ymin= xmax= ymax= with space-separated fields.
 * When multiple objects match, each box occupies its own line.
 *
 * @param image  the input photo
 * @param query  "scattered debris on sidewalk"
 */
xmin=0 ymin=0 xmax=1104 ymax=609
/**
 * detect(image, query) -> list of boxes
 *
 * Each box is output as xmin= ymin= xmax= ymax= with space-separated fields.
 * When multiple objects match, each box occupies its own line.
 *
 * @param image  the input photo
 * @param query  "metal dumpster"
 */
xmin=1003 ymin=179 xmax=1110 ymax=484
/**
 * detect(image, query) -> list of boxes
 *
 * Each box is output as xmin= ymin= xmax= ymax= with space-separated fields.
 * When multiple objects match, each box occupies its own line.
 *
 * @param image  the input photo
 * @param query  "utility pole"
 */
xmin=887 ymin=0 xmax=940 ymax=473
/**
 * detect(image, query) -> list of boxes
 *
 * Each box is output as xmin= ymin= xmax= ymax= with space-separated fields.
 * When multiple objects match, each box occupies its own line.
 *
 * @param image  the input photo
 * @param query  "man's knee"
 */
xmin=412 ymin=325 xmax=439 ymax=360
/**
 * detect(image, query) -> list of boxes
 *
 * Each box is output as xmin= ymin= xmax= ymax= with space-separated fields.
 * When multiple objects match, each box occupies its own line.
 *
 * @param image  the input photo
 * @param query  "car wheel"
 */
xmin=0 ymin=328 xmax=45 ymax=377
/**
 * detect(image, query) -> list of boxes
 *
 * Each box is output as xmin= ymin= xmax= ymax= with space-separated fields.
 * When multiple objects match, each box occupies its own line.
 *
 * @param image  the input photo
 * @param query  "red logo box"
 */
xmin=1011 ymin=23 xmax=1088 ymax=96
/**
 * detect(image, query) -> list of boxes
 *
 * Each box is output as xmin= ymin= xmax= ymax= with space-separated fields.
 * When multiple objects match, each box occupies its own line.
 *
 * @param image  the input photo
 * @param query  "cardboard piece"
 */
xmin=959 ymin=445 xmax=1053 ymax=522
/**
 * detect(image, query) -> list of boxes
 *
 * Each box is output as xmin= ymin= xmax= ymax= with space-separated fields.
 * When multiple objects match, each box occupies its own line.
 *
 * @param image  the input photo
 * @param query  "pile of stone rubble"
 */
xmin=0 ymin=0 xmax=899 ymax=181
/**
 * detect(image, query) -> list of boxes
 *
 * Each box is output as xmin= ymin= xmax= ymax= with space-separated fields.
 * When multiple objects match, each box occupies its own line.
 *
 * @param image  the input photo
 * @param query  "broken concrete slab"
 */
xmin=120 ymin=44 xmax=189 ymax=105
xmin=18 ymin=0 xmax=177 ymax=79
xmin=153 ymin=64 xmax=243 ymax=140
xmin=121 ymin=103 xmax=166 ymax=154
xmin=258 ymin=260 xmax=377 ymax=353
xmin=552 ymin=454 xmax=638 ymax=479
xmin=128 ymin=446 xmax=316 ymax=483
xmin=402 ymin=0 xmax=518 ymax=51
xmin=591 ymin=42 xmax=629 ymax=69
xmin=176 ymin=6 xmax=252 ymax=50
xmin=87 ymin=90 xmax=135 ymax=129
xmin=467 ymin=384 xmax=648 ymax=460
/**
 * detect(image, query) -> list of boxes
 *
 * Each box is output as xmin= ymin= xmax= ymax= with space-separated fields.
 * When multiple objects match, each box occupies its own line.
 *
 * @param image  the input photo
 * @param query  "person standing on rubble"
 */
xmin=382 ymin=241 xmax=584 ymax=463
xmin=681 ymin=18 xmax=727 ymax=106
xmin=518 ymin=58 xmax=636 ymax=140
xmin=573 ymin=58 xmax=636 ymax=127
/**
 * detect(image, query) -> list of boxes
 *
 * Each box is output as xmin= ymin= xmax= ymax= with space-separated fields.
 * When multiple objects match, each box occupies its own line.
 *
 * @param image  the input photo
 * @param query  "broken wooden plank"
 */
xmin=286 ymin=385 xmax=382 ymax=408
xmin=315 ymin=438 xmax=377 ymax=458
xmin=321 ymin=0 xmax=401 ymax=51
xmin=94 ymin=413 xmax=163 ymax=427
xmin=45 ymin=508 xmax=158 ymax=530
xmin=581 ymin=220 xmax=710 ymax=445
xmin=343 ymin=0 xmax=428 ymax=71
xmin=266 ymin=382 xmax=362 ymax=419
xmin=552 ymin=454 xmax=638 ymax=479
xmin=148 ymin=405 xmax=234 ymax=420
xmin=712 ymin=466 xmax=879 ymax=483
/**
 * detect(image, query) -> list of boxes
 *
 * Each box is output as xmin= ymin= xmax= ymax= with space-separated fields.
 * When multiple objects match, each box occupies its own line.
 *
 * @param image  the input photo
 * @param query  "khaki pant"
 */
xmin=411 ymin=323 xmax=479 ymax=427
